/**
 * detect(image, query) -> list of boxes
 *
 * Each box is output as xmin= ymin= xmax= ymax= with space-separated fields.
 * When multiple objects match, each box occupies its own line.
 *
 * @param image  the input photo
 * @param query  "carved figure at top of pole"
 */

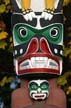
xmin=12 ymin=0 xmax=63 ymax=21
xmin=15 ymin=0 xmax=60 ymax=21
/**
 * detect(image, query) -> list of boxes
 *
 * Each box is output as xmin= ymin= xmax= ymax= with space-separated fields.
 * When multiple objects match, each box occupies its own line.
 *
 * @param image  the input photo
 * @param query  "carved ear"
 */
xmin=54 ymin=0 xmax=64 ymax=12
xmin=11 ymin=0 xmax=22 ymax=12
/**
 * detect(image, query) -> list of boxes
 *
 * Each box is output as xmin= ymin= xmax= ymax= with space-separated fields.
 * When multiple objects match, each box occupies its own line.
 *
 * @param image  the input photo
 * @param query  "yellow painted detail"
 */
xmin=45 ymin=0 xmax=54 ymax=10
xmin=21 ymin=0 xmax=30 ymax=10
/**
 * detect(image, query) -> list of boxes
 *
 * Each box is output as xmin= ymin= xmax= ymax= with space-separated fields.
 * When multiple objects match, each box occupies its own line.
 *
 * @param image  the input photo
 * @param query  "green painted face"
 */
xmin=13 ymin=23 xmax=63 ymax=45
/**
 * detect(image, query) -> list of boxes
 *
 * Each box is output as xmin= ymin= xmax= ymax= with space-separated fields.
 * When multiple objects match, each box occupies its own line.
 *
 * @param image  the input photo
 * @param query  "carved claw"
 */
xmin=22 ymin=9 xmax=35 ymax=21
xmin=41 ymin=9 xmax=54 ymax=20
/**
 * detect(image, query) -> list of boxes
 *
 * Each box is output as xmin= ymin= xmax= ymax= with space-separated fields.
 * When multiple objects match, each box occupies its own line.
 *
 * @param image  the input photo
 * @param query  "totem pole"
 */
xmin=11 ymin=0 xmax=66 ymax=108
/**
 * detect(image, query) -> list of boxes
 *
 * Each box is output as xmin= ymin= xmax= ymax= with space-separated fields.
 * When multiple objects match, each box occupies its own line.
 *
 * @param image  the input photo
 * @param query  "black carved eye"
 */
xmin=19 ymin=27 xmax=27 ymax=38
xmin=50 ymin=27 xmax=59 ymax=38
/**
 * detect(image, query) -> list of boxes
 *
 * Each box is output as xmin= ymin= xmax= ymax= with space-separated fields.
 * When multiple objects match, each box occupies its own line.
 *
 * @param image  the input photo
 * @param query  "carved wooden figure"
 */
xmin=11 ymin=0 xmax=66 ymax=108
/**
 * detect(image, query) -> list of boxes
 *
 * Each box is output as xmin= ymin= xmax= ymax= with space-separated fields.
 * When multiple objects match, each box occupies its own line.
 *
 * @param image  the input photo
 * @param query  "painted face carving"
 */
xmin=13 ymin=21 xmax=63 ymax=75
xmin=11 ymin=0 xmax=63 ymax=76
xmin=28 ymin=80 xmax=49 ymax=100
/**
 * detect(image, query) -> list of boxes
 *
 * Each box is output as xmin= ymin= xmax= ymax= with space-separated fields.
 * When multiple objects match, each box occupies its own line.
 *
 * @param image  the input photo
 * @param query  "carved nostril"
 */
xmin=40 ymin=38 xmax=51 ymax=53
xmin=27 ymin=38 xmax=38 ymax=54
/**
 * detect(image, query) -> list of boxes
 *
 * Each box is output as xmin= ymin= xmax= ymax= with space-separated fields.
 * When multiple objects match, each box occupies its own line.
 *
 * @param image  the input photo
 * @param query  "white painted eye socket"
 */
xmin=19 ymin=27 xmax=27 ymax=38
xmin=50 ymin=27 xmax=59 ymax=38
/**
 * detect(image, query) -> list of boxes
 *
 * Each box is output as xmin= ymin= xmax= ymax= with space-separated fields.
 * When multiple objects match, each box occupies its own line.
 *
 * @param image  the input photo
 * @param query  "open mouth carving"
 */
xmin=14 ymin=53 xmax=60 ymax=75
xmin=14 ymin=38 xmax=62 ymax=75
xmin=20 ymin=57 xmax=58 ymax=70
xmin=32 ymin=93 xmax=47 ymax=100
xmin=34 ymin=94 xmax=45 ymax=98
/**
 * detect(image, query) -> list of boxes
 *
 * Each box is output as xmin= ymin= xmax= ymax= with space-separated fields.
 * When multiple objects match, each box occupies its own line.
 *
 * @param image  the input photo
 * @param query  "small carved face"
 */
xmin=28 ymin=80 xmax=49 ymax=100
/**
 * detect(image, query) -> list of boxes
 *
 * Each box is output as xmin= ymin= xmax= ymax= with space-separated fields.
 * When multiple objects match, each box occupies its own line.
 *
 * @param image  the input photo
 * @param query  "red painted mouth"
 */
xmin=35 ymin=95 xmax=45 ymax=98
xmin=15 ymin=53 xmax=60 ymax=75
xmin=15 ymin=38 xmax=61 ymax=75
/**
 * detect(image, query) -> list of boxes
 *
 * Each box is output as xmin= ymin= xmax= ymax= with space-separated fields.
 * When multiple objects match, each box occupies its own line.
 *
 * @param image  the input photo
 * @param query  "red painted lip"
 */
xmin=16 ymin=53 xmax=60 ymax=75
xmin=35 ymin=95 xmax=45 ymax=98
xmin=18 ymin=53 xmax=59 ymax=63
xmin=18 ymin=68 xmax=60 ymax=75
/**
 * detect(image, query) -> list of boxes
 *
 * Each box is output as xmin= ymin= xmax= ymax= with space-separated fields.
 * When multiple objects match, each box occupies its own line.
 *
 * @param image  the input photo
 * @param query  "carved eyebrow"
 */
xmin=12 ymin=13 xmax=37 ymax=28
xmin=40 ymin=82 xmax=49 ymax=85
xmin=40 ymin=14 xmax=63 ymax=27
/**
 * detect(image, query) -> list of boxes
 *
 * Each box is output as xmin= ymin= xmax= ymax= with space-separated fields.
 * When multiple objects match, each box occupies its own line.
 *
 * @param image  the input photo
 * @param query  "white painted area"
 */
xmin=15 ymin=0 xmax=21 ymax=8
xmin=31 ymin=0 xmax=45 ymax=12
xmin=15 ymin=0 xmax=60 ymax=11
xmin=20 ymin=57 xmax=58 ymax=70
xmin=54 ymin=0 xmax=59 ymax=9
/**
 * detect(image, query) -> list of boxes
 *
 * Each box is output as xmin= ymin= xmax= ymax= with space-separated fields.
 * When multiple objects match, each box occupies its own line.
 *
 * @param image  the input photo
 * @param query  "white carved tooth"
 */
xmin=39 ymin=57 xmax=44 ymax=60
xmin=35 ymin=57 xmax=40 ymax=61
xmin=60 ymin=60 xmax=62 ymax=75
xmin=44 ymin=57 xmax=48 ymax=63
xmin=48 ymin=59 xmax=58 ymax=70
xmin=31 ymin=57 xmax=36 ymax=67
xmin=15 ymin=59 xmax=18 ymax=75
xmin=20 ymin=60 xmax=30 ymax=70
xmin=46 ymin=58 xmax=50 ymax=68
xmin=39 ymin=63 xmax=45 ymax=68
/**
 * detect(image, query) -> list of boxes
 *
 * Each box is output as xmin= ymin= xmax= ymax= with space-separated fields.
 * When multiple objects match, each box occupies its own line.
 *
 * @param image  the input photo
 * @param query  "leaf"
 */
xmin=0 ymin=4 xmax=6 ymax=13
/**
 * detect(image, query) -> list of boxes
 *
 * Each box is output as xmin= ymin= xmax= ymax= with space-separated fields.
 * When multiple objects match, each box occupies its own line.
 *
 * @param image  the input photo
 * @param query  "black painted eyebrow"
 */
xmin=40 ymin=82 xmax=49 ymax=86
xmin=12 ymin=14 xmax=37 ymax=28
xmin=40 ymin=14 xmax=63 ymax=27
